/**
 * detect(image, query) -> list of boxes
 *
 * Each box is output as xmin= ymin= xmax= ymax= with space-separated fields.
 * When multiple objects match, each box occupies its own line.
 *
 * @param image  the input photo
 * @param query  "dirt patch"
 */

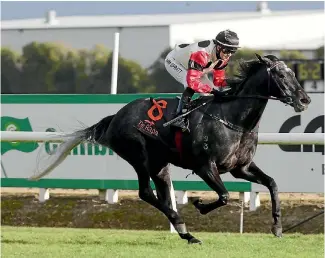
xmin=1 ymin=190 xmax=324 ymax=234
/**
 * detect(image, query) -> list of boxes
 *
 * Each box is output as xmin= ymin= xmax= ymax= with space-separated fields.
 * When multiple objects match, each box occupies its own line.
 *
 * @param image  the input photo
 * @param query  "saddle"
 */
xmin=135 ymin=97 xmax=179 ymax=139
xmin=134 ymin=96 xmax=212 ymax=143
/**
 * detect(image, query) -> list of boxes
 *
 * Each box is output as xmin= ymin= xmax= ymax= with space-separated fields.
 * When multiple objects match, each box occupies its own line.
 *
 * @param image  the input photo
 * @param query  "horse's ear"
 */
xmin=255 ymin=53 xmax=265 ymax=63
xmin=255 ymin=53 xmax=271 ymax=65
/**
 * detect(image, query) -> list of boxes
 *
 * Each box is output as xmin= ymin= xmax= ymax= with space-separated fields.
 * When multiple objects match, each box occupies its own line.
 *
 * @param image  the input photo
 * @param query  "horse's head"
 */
xmin=255 ymin=54 xmax=311 ymax=112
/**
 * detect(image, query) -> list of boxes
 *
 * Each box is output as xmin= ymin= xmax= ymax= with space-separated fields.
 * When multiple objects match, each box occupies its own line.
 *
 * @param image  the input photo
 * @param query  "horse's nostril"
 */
xmin=300 ymin=98 xmax=309 ymax=104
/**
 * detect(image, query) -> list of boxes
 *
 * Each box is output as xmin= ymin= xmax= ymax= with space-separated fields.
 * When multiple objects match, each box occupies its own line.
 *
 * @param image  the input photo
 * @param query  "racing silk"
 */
xmin=172 ymin=40 xmax=229 ymax=93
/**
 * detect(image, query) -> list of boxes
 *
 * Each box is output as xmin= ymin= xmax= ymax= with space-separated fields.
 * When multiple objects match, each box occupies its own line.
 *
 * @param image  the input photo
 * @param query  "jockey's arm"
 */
xmin=186 ymin=51 xmax=212 ymax=94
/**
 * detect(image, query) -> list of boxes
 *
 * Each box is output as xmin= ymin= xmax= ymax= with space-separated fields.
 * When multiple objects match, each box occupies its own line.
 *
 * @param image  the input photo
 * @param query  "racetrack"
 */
xmin=1 ymin=189 xmax=324 ymax=257
xmin=2 ymin=226 xmax=323 ymax=258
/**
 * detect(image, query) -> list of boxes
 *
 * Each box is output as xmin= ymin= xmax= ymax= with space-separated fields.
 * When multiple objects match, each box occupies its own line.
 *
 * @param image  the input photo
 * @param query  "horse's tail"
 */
xmin=29 ymin=115 xmax=115 ymax=181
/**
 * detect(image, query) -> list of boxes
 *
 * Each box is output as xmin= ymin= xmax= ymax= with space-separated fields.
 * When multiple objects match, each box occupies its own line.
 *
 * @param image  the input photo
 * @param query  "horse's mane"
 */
xmin=226 ymin=55 xmax=279 ymax=90
xmin=226 ymin=59 xmax=262 ymax=89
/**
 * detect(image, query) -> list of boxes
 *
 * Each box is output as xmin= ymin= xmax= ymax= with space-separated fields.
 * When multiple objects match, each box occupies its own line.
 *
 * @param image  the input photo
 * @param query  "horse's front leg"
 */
xmin=192 ymin=162 xmax=230 ymax=215
xmin=230 ymin=161 xmax=282 ymax=237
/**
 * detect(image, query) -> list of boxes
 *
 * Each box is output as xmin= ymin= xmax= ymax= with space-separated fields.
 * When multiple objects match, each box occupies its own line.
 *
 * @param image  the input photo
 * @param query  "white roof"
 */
xmin=1 ymin=10 xmax=323 ymax=30
xmin=169 ymin=10 xmax=325 ymax=50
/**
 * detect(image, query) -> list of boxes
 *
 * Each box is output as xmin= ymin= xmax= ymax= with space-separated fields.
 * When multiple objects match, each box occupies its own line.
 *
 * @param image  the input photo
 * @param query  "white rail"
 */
xmin=1 ymin=131 xmax=324 ymax=145
xmin=1 ymin=131 xmax=72 ymax=142
xmin=258 ymin=133 xmax=324 ymax=145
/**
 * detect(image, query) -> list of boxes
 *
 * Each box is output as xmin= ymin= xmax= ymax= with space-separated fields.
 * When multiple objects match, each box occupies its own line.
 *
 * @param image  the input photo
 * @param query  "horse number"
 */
xmin=147 ymin=100 xmax=167 ymax=121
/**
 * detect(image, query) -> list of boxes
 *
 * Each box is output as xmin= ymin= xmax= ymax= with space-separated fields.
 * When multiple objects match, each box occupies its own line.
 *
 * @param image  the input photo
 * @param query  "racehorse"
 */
xmin=30 ymin=54 xmax=311 ymax=244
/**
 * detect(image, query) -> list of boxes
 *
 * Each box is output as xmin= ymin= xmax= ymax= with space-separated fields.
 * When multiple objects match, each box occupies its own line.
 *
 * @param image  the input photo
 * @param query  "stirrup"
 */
xmin=182 ymin=119 xmax=190 ymax=132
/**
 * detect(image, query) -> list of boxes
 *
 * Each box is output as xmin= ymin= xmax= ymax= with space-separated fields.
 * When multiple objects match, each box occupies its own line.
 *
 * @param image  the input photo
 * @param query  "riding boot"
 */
xmin=172 ymin=87 xmax=195 ymax=131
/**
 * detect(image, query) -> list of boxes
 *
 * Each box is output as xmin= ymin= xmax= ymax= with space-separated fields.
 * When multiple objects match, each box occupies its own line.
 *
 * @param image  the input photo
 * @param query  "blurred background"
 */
xmin=1 ymin=1 xmax=324 ymax=94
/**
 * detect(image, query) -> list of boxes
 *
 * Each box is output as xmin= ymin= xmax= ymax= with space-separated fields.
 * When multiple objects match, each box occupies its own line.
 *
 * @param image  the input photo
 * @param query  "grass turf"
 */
xmin=1 ymin=226 xmax=324 ymax=258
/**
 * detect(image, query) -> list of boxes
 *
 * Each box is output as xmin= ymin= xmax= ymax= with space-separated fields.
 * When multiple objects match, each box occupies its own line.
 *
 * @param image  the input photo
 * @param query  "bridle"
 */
xmin=266 ymin=62 xmax=293 ymax=105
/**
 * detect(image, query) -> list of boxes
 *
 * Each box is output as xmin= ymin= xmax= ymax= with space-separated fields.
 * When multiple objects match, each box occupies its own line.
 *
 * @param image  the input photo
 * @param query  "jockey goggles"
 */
xmin=221 ymin=47 xmax=237 ymax=55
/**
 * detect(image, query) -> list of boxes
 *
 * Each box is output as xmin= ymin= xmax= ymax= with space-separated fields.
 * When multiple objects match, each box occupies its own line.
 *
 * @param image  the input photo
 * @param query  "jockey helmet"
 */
xmin=214 ymin=29 xmax=240 ymax=50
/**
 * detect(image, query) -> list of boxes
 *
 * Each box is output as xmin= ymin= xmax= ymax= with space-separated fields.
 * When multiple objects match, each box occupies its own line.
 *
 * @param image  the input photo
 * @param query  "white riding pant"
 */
xmin=164 ymin=49 xmax=215 ymax=90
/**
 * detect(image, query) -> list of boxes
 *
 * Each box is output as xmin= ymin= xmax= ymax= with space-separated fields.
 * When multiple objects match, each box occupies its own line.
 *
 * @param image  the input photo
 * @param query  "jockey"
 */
xmin=164 ymin=29 xmax=240 ymax=130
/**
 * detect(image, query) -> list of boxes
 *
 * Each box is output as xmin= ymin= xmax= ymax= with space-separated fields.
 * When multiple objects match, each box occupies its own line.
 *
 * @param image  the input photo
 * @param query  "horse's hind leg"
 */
xmin=150 ymin=164 xmax=173 ymax=209
xmin=230 ymin=161 xmax=282 ymax=237
xmin=192 ymin=161 xmax=230 ymax=214
xmin=149 ymin=163 xmax=201 ymax=244
xmin=114 ymin=135 xmax=201 ymax=244
xmin=134 ymin=161 xmax=201 ymax=244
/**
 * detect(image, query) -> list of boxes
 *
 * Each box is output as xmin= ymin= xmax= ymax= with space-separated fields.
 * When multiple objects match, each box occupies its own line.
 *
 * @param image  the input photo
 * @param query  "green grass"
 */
xmin=1 ymin=226 xmax=323 ymax=258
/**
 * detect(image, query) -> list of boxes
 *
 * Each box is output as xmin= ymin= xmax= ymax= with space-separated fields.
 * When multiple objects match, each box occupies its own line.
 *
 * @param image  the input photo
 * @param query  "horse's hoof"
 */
xmin=271 ymin=225 xmax=283 ymax=238
xmin=188 ymin=237 xmax=202 ymax=245
xmin=192 ymin=198 xmax=203 ymax=208
xmin=192 ymin=199 xmax=209 ymax=215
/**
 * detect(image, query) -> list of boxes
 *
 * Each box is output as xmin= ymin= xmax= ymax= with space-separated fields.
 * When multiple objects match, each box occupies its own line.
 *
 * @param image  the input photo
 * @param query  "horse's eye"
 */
xmin=279 ymin=74 xmax=285 ymax=79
